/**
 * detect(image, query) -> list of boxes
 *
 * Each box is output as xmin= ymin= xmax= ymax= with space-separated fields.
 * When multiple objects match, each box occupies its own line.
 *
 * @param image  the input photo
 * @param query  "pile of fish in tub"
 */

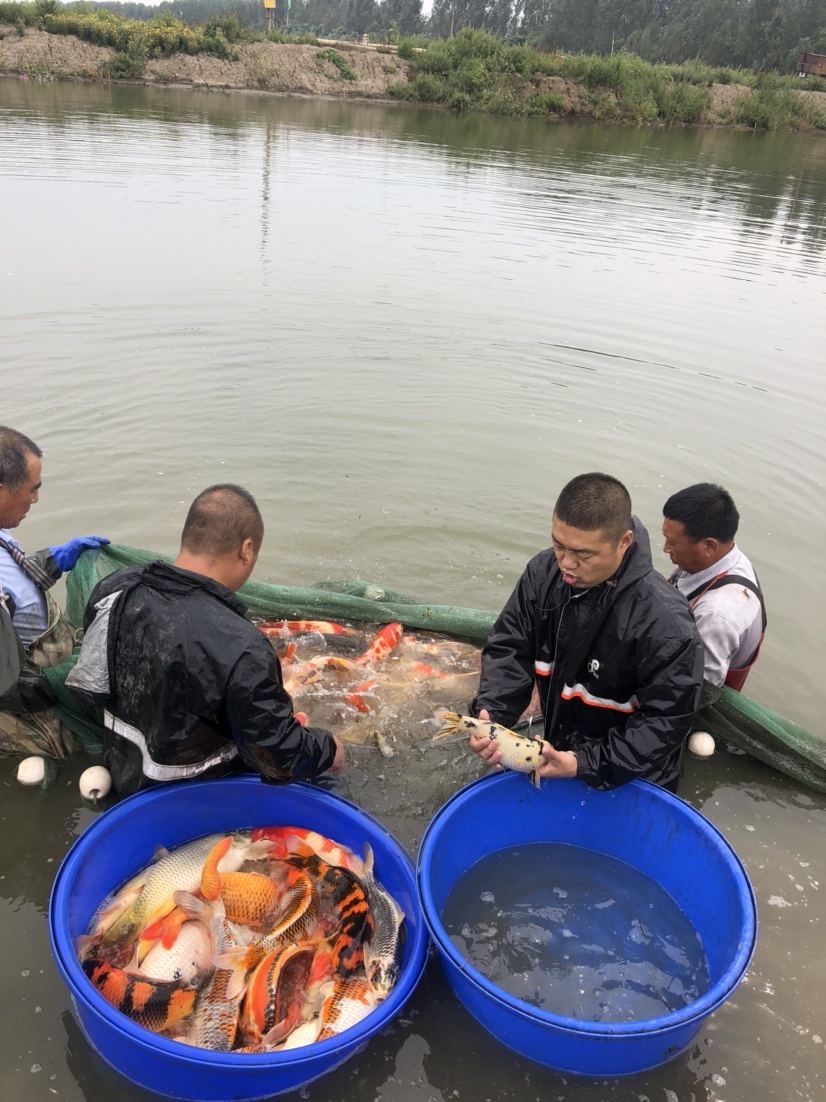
xmin=77 ymin=828 xmax=404 ymax=1052
xmin=257 ymin=620 xmax=486 ymax=753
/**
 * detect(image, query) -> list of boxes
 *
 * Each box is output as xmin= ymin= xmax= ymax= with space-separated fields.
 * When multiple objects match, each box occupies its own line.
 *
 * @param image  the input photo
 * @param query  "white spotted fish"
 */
xmin=433 ymin=711 xmax=551 ymax=788
xmin=127 ymin=920 xmax=213 ymax=985
xmin=361 ymin=844 xmax=405 ymax=1001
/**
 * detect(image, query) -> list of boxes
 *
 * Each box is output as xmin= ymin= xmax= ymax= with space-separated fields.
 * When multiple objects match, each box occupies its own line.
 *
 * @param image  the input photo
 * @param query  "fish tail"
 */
xmin=201 ymin=836 xmax=233 ymax=900
xmin=530 ymin=769 xmax=541 ymax=789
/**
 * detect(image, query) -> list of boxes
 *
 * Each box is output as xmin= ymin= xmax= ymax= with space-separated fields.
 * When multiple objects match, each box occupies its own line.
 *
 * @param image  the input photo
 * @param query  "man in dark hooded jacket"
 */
xmin=66 ymin=484 xmax=343 ymax=796
xmin=470 ymin=473 xmax=703 ymax=792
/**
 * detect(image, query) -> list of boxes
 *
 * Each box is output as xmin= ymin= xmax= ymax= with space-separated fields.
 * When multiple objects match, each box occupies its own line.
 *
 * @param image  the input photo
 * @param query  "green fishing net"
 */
xmin=59 ymin=545 xmax=826 ymax=792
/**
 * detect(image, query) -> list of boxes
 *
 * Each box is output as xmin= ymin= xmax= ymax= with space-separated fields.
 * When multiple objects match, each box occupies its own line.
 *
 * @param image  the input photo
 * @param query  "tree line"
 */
xmin=55 ymin=0 xmax=826 ymax=72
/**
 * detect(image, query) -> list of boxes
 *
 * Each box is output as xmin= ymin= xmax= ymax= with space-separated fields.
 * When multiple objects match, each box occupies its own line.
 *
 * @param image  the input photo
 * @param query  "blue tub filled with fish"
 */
xmin=418 ymin=772 xmax=757 ymax=1078
xmin=49 ymin=776 xmax=428 ymax=1101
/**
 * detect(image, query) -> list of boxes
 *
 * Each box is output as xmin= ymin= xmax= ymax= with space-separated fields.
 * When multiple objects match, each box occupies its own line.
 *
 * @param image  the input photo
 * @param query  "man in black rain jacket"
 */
xmin=470 ymin=473 xmax=703 ymax=792
xmin=66 ymin=484 xmax=343 ymax=797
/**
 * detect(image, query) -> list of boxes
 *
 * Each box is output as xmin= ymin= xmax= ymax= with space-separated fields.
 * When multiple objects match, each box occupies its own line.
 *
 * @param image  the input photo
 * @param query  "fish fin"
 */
xmin=530 ymin=769 xmax=541 ymax=789
xmin=151 ymin=845 xmax=170 ymax=863
xmin=261 ymin=1019 xmax=292 ymax=1046
xmin=173 ymin=890 xmax=211 ymax=922
xmin=243 ymin=838 xmax=275 ymax=861
xmin=362 ymin=843 xmax=375 ymax=878
xmin=161 ymin=909 xmax=187 ymax=950
xmin=75 ymin=933 xmax=99 ymax=961
xmin=201 ymin=836 xmax=232 ymax=900
xmin=212 ymin=947 xmax=250 ymax=1001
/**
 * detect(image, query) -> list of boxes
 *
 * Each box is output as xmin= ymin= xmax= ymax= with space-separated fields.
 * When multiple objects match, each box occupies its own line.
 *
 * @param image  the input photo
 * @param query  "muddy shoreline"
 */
xmin=2 ymin=27 xmax=825 ymax=130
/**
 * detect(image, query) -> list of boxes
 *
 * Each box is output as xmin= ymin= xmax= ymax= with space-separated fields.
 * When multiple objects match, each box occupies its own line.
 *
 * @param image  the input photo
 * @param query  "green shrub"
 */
xmin=735 ymin=86 xmax=826 ymax=130
xmin=104 ymin=50 xmax=146 ymax=79
xmin=315 ymin=48 xmax=356 ymax=82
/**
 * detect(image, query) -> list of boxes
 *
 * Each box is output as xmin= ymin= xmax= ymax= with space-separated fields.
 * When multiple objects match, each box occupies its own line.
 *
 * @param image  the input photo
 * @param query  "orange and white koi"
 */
xmin=353 ymin=623 xmax=403 ymax=666
xmin=128 ymin=920 xmax=213 ymax=985
xmin=220 ymin=871 xmax=320 ymax=975
xmin=257 ymin=621 xmax=358 ymax=638
xmin=344 ymin=678 xmax=378 ymax=714
xmin=253 ymin=827 xmax=364 ymax=877
xmin=316 ymin=975 xmax=379 ymax=1040
xmin=82 ymin=957 xmax=197 ymax=1033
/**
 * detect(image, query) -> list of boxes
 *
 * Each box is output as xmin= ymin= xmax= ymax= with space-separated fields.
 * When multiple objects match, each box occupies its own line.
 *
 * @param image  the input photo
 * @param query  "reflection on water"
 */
xmin=1 ymin=75 xmax=825 ymax=1102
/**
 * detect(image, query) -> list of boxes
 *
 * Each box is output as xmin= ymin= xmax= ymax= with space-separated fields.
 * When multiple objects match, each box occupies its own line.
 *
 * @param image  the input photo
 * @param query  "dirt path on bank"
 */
xmin=1 ymin=27 xmax=825 ymax=126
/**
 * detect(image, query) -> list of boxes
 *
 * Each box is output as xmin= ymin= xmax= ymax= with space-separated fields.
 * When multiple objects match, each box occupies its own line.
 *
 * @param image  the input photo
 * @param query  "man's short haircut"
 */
xmin=181 ymin=484 xmax=264 ymax=558
xmin=0 ymin=425 xmax=42 ymax=492
xmin=554 ymin=473 xmax=633 ymax=545
xmin=663 ymin=483 xmax=739 ymax=544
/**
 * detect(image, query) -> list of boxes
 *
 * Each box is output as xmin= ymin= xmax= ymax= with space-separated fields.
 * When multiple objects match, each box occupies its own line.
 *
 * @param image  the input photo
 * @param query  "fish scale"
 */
xmin=362 ymin=845 xmax=405 ymax=1000
xmin=317 ymin=976 xmax=379 ymax=1040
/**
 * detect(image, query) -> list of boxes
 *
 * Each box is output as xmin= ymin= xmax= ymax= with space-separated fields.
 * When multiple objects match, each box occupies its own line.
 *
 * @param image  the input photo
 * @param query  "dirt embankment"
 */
xmin=2 ymin=27 xmax=825 ymax=124
xmin=0 ymin=27 xmax=413 ymax=98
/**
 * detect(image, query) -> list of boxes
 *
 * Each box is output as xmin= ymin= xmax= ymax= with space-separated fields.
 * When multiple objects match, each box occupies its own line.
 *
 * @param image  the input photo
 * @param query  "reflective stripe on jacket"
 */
xmin=471 ymin=518 xmax=704 ymax=791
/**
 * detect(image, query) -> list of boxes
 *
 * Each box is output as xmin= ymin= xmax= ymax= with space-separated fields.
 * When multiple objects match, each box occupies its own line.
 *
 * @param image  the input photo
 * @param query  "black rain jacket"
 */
xmin=471 ymin=518 xmax=703 ymax=791
xmin=72 ymin=561 xmax=336 ymax=796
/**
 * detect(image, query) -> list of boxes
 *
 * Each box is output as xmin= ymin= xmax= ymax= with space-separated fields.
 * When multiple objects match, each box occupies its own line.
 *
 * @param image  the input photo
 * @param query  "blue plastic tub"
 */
xmin=50 ymin=776 xmax=428 ymax=1101
xmin=418 ymin=773 xmax=757 ymax=1078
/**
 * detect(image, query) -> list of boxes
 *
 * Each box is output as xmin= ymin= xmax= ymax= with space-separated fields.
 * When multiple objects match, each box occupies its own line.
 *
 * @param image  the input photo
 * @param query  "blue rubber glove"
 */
xmin=50 ymin=537 xmax=110 ymax=574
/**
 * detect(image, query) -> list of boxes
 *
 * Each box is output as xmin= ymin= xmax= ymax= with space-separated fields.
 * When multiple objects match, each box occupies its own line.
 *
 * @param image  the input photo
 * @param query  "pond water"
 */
xmin=1 ymin=76 xmax=825 ymax=1102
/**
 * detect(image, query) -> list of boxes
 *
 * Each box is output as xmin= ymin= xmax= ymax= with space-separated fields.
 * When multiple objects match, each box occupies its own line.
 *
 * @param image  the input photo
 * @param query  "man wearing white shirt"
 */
xmin=0 ymin=425 xmax=108 ymax=756
xmin=662 ymin=484 xmax=766 ymax=695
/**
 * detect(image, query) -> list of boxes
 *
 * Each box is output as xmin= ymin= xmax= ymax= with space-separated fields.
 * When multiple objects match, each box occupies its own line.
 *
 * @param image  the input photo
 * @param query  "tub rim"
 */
xmin=50 ymin=776 xmax=429 ymax=1069
xmin=417 ymin=772 xmax=757 ymax=1039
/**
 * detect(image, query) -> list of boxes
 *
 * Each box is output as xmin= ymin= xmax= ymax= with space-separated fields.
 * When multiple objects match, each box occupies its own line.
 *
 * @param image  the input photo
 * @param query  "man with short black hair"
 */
xmin=662 ymin=483 xmax=765 ymax=691
xmin=469 ymin=473 xmax=703 ymax=792
xmin=0 ymin=425 xmax=108 ymax=757
xmin=66 ymin=484 xmax=344 ymax=796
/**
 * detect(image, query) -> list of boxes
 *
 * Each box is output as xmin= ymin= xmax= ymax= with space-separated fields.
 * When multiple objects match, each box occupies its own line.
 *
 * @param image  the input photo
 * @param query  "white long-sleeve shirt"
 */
xmin=670 ymin=545 xmax=763 ymax=688
xmin=0 ymin=529 xmax=49 ymax=648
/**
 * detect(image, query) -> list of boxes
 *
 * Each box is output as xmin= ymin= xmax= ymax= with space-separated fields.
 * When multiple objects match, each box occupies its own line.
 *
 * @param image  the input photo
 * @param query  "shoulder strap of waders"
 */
xmin=686 ymin=572 xmax=767 ymax=633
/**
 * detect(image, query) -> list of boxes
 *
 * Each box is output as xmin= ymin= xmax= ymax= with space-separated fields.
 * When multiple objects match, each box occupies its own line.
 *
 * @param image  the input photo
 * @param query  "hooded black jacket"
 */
xmin=471 ymin=518 xmax=703 ymax=791
xmin=72 ymin=561 xmax=336 ymax=796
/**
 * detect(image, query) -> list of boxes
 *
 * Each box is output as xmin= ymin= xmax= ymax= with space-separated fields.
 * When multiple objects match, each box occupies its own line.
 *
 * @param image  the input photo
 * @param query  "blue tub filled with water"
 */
xmin=49 ymin=776 xmax=428 ymax=1101
xmin=418 ymin=773 xmax=757 ymax=1078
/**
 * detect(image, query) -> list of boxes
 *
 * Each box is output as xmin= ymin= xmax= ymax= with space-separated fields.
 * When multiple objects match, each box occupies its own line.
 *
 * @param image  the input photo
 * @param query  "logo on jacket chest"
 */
xmin=586 ymin=658 xmax=600 ymax=678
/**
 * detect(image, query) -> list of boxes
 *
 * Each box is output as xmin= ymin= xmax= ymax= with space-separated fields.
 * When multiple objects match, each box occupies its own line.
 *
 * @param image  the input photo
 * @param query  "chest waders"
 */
xmin=0 ymin=589 xmax=78 ymax=759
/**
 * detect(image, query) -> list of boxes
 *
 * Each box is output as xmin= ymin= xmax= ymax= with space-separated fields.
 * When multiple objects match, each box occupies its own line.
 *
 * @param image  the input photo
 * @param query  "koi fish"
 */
xmin=239 ymin=943 xmax=316 ymax=1047
xmin=361 ymin=845 xmax=405 ymax=1001
xmin=82 ymin=958 xmax=197 ymax=1033
xmin=220 ymin=872 xmax=320 ymax=974
xmin=252 ymin=826 xmax=364 ymax=876
xmin=353 ymin=623 xmax=403 ymax=666
xmin=98 ymin=833 xmax=272 ymax=955
xmin=129 ymin=920 xmax=213 ymax=985
xmin=316 ymin=975 xmax=379 ymax=1040
xmin=200 ymin=837 xmax=280 ymax=928
xmin=172 ymin=892 xmax=248 ymax=1051
xmin=286 ymin=853 xmax=374 ymax=976
xmin=433 ymin=711 xmax=551 ymax=788
xmin=345 ymin=678 xmax=378 ymax=714
xmin=257 ymin=621 xmax=358 ymax=637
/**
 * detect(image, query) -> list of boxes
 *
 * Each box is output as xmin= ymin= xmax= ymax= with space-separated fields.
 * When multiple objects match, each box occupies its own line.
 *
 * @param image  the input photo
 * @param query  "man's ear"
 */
xmin=618 ymin=529 xmax=634 ymax=554
xmin=239 ymin=537 xmax=256 ymax=566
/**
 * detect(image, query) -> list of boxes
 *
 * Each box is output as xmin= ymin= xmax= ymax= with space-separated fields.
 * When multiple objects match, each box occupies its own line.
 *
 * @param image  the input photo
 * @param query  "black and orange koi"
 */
xmin=82 ymin=957 xmax=197 ymax=1032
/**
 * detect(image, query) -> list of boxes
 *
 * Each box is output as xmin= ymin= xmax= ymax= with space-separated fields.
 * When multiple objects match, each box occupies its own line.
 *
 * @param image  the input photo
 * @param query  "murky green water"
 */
xmin=1 ymin=77 xmax=825 ymax=1102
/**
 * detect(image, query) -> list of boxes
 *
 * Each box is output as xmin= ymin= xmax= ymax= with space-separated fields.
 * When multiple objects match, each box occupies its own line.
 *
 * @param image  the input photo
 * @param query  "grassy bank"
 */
xmin=1 ymin=8 xmax=824 ymax=132
xmin=392 ymin=28 xmax=826 ymax=131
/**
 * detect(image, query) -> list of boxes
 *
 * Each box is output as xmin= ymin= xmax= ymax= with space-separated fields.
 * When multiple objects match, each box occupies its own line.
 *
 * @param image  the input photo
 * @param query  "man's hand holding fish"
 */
xmin=469 ymin=710 xmax=578 ymax=780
